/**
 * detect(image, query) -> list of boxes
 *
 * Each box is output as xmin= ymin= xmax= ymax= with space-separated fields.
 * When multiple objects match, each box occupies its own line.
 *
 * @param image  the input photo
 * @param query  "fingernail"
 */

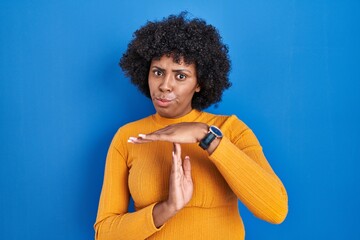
xmin=185 ymin=156 xmax=190 ymax=160
xmin=127 ymin=139 xmax=134 ymax=143
xmin=138 ymin=134 xmax=146 ymax=138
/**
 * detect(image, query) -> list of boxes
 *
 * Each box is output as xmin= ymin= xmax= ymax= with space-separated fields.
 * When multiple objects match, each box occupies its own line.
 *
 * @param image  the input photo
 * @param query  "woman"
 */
xmin=94 ymin=13 xmax=288 ymax=240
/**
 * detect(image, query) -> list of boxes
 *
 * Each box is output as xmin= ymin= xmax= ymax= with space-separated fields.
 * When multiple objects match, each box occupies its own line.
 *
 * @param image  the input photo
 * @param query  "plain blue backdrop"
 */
xmin=1 ymin=0 xmax=359 ymax=239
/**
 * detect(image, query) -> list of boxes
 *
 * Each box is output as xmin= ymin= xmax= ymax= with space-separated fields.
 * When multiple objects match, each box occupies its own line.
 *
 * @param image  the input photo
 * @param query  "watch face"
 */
xmin=210 ymin=126 xmax=223 ymax=138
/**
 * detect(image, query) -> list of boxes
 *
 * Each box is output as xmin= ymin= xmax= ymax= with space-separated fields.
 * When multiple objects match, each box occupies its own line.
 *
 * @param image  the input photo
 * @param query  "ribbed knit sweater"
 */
xmin=94 ymin=110 xmax=288 ymax=239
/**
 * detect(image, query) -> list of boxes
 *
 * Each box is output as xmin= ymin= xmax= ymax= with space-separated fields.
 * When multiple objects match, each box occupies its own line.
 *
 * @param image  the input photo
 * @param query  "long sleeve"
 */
xmin=94 ymin=111 xmax=287 ymax=239
xmin=94 ymin=130 xmax=162 ymax=240
xmin=209 ymin=116 xmax=288 ymax=224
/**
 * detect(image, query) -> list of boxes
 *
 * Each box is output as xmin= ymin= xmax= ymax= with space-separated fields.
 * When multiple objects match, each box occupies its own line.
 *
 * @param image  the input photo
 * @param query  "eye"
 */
xmin=153 ymin=69 xmax=163 ymax=76
xmin=176 ymin=73 xmax=187 ymax=80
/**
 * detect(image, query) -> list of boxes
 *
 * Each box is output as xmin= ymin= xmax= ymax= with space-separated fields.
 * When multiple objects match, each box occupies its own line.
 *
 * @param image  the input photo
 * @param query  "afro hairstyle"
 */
xmin=119 ymin=12 xmax=231 ymax=110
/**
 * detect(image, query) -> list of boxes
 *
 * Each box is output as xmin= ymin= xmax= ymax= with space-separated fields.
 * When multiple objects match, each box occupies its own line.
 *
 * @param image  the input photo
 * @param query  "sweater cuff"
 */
xmin=146 ymin=202 xmax=165 ymax=232
xmin=121 ymin=202 xmax=165 ymax=239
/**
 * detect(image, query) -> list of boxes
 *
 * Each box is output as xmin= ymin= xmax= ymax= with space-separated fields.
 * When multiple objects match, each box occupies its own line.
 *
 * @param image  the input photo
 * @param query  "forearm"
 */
xmin=96 ymin=140 xmax=160 ymax=240
xmin=209 ymin=137 xmax=288 ymax=224
xmin=95 ymin=203 xmax=161 ymax=240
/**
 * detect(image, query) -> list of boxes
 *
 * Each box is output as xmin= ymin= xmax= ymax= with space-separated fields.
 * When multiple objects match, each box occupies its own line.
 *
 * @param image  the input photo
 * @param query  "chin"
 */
xmin=154 ymin=107 xmax=177 ymax=118
xmin=157 ymin=110 xmax=175 ymax=118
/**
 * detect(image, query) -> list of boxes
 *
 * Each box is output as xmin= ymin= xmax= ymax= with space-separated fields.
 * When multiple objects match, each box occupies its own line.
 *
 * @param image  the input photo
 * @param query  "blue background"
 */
xmin=1 ymin=0 xmax=359 ymax=239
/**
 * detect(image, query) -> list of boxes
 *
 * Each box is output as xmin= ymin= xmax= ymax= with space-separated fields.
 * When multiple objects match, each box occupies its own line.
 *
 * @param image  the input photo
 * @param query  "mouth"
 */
xmin=154 ymin=97 xmax=174 ymax=107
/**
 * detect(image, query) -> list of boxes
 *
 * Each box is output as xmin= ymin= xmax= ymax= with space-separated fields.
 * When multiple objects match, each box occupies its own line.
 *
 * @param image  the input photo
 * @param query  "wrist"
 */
xmin=196 ymin=123 xmax=210 ymax=142
xmin=153 ymin=201 xmax=178 ymax=228
xmin=164 ymin=200 xmax=180 ymax=215
xmin=206 ymin=137 xmax=221 ymax=155
xmin=199 ymin=125 xmax=223 ymax=151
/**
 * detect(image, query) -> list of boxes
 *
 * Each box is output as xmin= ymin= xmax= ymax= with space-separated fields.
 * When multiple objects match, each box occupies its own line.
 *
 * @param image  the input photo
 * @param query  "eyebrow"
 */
xmin=151 ymin=66 xmax=192 ymax=74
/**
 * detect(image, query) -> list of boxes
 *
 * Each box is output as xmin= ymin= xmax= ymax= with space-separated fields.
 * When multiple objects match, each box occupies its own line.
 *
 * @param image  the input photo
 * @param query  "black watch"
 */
xmin=199 ymin=125 xmax=223 ymax=150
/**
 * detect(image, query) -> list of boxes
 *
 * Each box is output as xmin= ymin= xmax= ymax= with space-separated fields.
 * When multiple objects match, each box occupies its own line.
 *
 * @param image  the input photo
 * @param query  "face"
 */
xmin=148 ymin=55 xmax=200 ymax=118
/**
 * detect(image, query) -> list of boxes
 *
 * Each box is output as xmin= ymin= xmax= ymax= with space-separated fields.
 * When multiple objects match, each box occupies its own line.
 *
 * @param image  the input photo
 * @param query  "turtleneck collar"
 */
xmin=152 ymin=109 xmax=203 ymax=126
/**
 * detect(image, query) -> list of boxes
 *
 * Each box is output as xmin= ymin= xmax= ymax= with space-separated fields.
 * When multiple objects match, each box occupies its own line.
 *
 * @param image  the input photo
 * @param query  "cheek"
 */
xmin=180 ymin=89 xmax=196 ymax=100
xmin=148 ymin=79 xmax=155 ymax=92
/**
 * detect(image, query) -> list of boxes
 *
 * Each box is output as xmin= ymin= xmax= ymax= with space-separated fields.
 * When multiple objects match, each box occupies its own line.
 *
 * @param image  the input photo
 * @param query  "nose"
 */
xmin=159 ymin=74 xmax=172 ymax=92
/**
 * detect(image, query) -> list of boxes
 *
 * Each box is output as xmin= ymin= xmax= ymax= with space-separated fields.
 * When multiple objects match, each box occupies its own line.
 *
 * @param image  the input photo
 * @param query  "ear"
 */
xmin=195 ymin=84 xmax=201 ymax=92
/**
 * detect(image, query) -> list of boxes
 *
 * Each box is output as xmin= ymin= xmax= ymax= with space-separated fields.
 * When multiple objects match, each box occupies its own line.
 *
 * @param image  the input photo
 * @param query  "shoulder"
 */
xmin=111 ymin=115 xmax=154 ymax=145
xmin=199 ymin=111 xmax=248 ymax=128
xmin=121 ymin=115 xmax=153 ymax=131
xmin=199 ymin=111 xmax=251 ymax=139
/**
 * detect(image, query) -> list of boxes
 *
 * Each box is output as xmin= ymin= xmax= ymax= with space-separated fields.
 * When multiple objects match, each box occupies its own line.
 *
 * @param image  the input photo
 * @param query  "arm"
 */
xmin=208 ymin=123 xmax=288 ymax=224
xmin=129 ymin=117 xmax=288 ymax=224
xmin=94 ymin=132 xmax=162 ymax=240
xmin=95 ymin=134 xmax=193 ymax=239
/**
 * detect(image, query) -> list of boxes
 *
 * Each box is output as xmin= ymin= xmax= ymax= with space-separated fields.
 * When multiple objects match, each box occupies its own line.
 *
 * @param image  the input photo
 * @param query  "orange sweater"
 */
xmin=94 ymin=110 xmax=288 ymax=239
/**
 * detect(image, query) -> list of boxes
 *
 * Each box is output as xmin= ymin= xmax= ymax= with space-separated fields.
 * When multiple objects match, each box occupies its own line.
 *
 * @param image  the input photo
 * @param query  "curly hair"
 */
xmin=119 ymin=12 xmax=231 ymax=110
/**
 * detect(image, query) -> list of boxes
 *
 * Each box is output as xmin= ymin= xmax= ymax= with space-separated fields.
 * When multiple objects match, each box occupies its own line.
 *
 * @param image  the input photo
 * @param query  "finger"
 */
xmin=171 ymin=151 xmax=181 ymax=177
xmin=174 ymin=143 xmax=183 ymax=169
xmin=172 ymin=146 xmax=184 ymax=178
xmin=183 ymin=156 xmax=192 ymax=180
xmin=138 ymin=133 xmax=164 ymax=141
xmin=127 ymin=137 xmax=153 ymax=143
xmin=139 ymin=125 xmax=177 ymax=142
xmin=173 ymin=143 xmax=181 ymax=159
xmin=172 ymin=151 xmax=177 ymax=167
xmin=137 ymin=134 xmax=161 ymax=141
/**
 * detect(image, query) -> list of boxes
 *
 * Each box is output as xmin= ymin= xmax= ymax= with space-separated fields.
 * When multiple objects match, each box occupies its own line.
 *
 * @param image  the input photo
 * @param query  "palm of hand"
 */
xmin=167 ymin=143 xmax=193 ymax=211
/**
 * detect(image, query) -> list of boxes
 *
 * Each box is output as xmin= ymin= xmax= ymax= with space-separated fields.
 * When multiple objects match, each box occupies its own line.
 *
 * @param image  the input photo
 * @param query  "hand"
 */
xmin=152 ymin=143 xmax=193 ymax=227
xmin=167 ymin=143 xmax=193 ymax=211
xmin=128 ymin=122 xmax=208 ymax=144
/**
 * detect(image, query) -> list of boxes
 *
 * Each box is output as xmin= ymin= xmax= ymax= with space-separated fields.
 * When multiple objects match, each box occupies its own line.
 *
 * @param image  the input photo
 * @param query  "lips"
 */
xmin=154 ymin=97 xmax=174 ymax=107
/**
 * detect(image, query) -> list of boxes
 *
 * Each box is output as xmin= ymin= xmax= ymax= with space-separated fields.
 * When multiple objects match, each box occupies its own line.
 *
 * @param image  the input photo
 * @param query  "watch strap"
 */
xmin=199 ymin=125 xmax=222 ymax=150
xmin=199 ymin=132 xmax=217 ymax=150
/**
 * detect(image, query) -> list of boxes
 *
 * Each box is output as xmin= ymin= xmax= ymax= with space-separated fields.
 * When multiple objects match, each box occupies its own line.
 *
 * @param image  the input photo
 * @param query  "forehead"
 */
xmin=150 ymin=55 xmax=195 ymax=70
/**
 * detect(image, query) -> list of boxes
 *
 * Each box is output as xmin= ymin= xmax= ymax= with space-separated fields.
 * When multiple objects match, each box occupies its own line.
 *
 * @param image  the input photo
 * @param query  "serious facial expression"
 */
xmin=148 ymin=55 xmax=200 ymax=118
